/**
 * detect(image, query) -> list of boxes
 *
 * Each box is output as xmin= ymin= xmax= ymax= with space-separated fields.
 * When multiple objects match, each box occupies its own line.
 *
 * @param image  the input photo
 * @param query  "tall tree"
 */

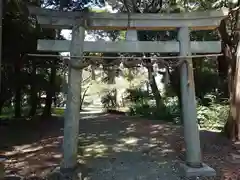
xmin=218 ymin=1 xmax=240 ymax=140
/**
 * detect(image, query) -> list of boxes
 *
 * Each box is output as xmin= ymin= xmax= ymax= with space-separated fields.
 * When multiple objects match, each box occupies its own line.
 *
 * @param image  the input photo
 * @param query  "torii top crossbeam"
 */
xmin=28 ymin=6 xmax=229 ymax=30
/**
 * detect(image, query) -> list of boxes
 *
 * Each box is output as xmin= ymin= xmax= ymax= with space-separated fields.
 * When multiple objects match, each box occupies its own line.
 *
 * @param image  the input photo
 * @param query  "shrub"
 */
xmin=101 ymin=90 xmax=117 ymax=109
xmin=197 ymin=103 xmax=228 ymax=130
xmin=126 ymin=88 xmax=228 ymax=130
xmin=125 ymin=88 xmax=151 ymax=104
xmin=128 ymin=96 xmax=181 ymax=122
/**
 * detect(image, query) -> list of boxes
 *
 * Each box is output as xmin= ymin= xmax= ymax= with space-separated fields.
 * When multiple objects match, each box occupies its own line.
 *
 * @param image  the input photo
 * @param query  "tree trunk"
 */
xmin=224 ymin=45 xmax=240 ymax=140
xmin=223 ymin=40 xmax=240 ymax=140
xmin=42 ymin=63 xmax=56 ymax=117
xmin=79 ymin=84 xmax=90 ymax=110
xmin=192 ymin=58 xmax=204 ymax=100
xmin=169 ymin=67 xmax=182 ymax=121
xmin=107 ymin=67 xmax=117 ymax=109
xmin=147 ymin=65 xmax=164 ymax=109
xmin=0 ymin=99 xmax=4 ymax=115
xmin=14 ymin=61 xmax=21 ymax=118
xmin=0 ymin=88 xmax=12 ymax=115
xmin=0 ymin=93 xmax=7 ymax=115
xmin=29 ymin=61 xmax=38 ymax=117
xmin=217 ymin=47 xmax=229 ymax=98
xmin=218 ymin=4 xmax=240 ymax=140
xmin=14 ymin=89 xmax=21 ymax=118
xmin=91 ymin=65 xmax=96 ymax=80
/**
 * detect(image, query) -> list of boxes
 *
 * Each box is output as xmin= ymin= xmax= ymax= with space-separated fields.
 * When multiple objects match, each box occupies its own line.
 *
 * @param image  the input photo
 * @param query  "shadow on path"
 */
xmin=0 ymin=113 xmax=238 ymax=179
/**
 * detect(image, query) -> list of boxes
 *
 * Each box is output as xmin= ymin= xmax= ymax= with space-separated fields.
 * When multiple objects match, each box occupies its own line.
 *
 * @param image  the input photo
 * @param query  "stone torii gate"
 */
xmin=29 ymin=6 xmax=228 ymax=177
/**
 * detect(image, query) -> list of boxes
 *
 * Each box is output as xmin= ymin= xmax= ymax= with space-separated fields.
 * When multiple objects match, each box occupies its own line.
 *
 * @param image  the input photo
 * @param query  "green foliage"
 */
xmin=129 ymin=101 xmax=180 ymax=122
xmin=126 ymin=87 xmax=228 ymax=131
xmin=126 ymin=88 xmax=180 ymax=122
xmin=125 ymin=88 xmax=150 ymax=104
xmin=164 ymin=97 xmax=181 ymax=123
xmin=0 ymin=0 xmax=232 ymax=122
xmin=193 ymin=59 xmax=221 ymax=102
xmin=0 ymin=106 xmax=14 ymax=118
xmin=52 ymin=108 xmax=65 ymax=116
xmin=101 ymin=90 xmax=117 ymax=109
xmin=197 ymin=95 xmax=229 ymax=130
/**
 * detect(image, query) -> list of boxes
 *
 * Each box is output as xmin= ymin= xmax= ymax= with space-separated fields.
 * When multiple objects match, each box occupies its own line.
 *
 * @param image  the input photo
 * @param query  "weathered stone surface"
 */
xmin=180 ymin=163 xmax=216 ymax=178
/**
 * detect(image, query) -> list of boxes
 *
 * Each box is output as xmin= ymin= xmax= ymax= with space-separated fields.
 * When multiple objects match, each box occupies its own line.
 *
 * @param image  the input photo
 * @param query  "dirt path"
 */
xmin=77 ymin=114 xmax=182 ymax=180
xmin=0 ymin=113 xmax=239 ymax=179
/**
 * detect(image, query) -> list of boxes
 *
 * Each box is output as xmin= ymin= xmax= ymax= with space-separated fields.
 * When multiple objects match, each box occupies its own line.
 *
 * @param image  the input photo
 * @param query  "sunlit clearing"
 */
xmin=157 ymin=161 xmax=168 ymax=165
xmin=126 ymin=126 xmax=136 ymax=133
xmin=112 ymin=143 xmax=130 ymax=152
xmin=53 ymin=154 xmax=62 ymax=159
xmin=119 ymin=137 xmax=139 ymax=146
xmin=5 ymin=145 xmax=44 ymax=156
xmin=162 ymin=143 xmax=171 ymax=148
xmin=148 ymin=138 xmax=159 ymax=147
xmin=151 ymin=124 xmax=164 ymax=130
xmin=161 ymin=149 xmax=174 ymax=153
xmin=14 ymin=144 xmax=32 ymax=151
xmin=150 ymin=130 xmax=159 ymax=135
xmin=83 ymin=143 xmax=108 ymax=157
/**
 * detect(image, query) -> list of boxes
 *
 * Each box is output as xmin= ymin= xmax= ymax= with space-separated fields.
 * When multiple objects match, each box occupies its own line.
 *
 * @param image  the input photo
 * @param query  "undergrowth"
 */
xmin=126 ymin=89 xmax=229 ymax=130
xmin=197 ymin=103 xmax=228 ymax=130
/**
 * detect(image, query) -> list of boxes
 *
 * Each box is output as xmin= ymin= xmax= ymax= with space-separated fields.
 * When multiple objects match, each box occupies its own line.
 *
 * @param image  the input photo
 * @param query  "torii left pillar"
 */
xmin=62 ymin=25 xmax=85 ymax=171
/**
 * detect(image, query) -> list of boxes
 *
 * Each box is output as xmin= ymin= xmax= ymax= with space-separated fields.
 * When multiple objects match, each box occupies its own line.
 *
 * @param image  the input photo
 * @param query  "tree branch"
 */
xmin=148 ymin=0 xmax=163 ymax=13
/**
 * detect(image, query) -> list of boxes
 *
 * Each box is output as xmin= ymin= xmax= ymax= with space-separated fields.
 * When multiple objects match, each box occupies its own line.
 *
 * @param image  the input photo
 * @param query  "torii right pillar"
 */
xmin=178 ymin=26 xmax=216 ymax=177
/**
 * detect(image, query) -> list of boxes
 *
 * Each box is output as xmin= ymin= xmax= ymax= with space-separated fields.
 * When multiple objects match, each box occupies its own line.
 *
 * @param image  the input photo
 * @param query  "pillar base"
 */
xmin=180 ymin=163 xmax=216 ymax=178
xmin=46 ymin=166 xmax=82 ymax=180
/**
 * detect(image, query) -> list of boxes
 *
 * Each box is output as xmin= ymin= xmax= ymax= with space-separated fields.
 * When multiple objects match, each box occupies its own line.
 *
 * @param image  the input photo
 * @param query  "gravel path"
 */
xmin=2 ymin=113 xmax=236 ymax=180
xmin=77 ymin=114 xmax=184 ymax=180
